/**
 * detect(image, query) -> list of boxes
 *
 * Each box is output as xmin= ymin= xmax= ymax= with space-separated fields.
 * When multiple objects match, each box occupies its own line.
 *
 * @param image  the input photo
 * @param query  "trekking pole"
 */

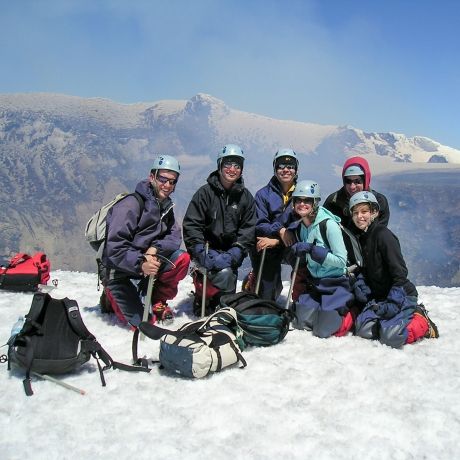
xmin=285 ymin=256 xmax=300 ymax=310
xmin=141 ymin=274 xmax=156 ymax=341
xmin=31 ymin=371 xmax=86 ymax=395
xmin=255 ymin=247 xmax=267 ymax=296
xmin=201 ymin=242 xmax=209 ymax=318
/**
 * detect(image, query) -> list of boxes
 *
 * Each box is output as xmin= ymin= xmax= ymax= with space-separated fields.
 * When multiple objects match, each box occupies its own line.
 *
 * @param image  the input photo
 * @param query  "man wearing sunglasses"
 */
xmin=244 ymin=148 xmax=304 ymax=301
xmin=183 ymin=144 xmax=256 ymax=315
xmin=323 ymin=156 xmax=390 ymax=230
xmin=102 ymin=155 xmax=190 ymax=327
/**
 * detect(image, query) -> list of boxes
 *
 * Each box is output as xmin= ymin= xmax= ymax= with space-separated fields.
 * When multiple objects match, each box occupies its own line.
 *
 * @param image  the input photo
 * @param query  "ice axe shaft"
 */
xmin=255 ymin=247 xmax=267 ymax=296
xmin=201 ymin=242 xmax=209 ymax=318
xmin=31 ymin=371 xmax=86 ymax=395
xmin=285 ymin=256 xmax=300 ymax=310
xmin=141 ymin=274 xmax=156 ymax=341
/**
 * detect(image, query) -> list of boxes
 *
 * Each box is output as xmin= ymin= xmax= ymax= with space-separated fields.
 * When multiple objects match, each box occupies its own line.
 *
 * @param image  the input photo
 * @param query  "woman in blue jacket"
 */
xmin=286 ymin=180 xmax=354 ymax=338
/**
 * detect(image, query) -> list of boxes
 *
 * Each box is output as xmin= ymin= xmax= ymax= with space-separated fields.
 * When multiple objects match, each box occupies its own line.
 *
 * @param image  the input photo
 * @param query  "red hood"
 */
xmin=342 ymin=156 xmax=371 ymax=190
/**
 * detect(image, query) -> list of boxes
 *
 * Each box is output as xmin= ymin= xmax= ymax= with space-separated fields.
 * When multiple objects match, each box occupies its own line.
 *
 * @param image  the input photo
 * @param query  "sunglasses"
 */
xmin=294 ymin=197 xmax=314 ymax=205
xmin=156 ymin=174 xmax=178 ymax=186
xmin=345 ymin=177 xmax=363 ymax=185
xmin=276 ymin=164 xmax=296 ymax=171
xmin=222 ymin=161 xmax=242 ymax=170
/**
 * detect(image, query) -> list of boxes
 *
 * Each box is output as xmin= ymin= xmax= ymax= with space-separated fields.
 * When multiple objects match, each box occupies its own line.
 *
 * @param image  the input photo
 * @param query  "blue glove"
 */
xmin=194 ymin=244 xmax=218 ymax=271
xmin=387 ymin=286 xmax=406 ymax=306
xmin=310 ymin=245 xmax=329 ymax=264
xmin=367 ymin=299 xmax=399 ymax=319
xmin=291 ymin=242 xmax=312 ymax=257
xmin=353 ymin=274 xmax=372 ymax=304
xmin=212 ymin=252 xmax=233 ymax=271
xmin=227 ymin=247 xmax=244 ymax=266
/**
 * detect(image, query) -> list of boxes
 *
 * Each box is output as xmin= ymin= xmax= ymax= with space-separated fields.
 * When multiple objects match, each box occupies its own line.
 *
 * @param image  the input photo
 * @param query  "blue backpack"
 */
xmin=219 ymin=292 xmax=293 ymax=347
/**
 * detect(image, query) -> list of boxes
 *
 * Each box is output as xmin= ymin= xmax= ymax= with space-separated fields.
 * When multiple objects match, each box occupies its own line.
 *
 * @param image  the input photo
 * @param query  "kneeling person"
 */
xmin=350 ymin=191 xmax=439 ymax=347
xmin=103 ymin=155 xmax=190 ymax=326
xmin=183 ymin=144 xmax=256 ymax=315
xmin=286 ymin=180 xmax=354 ymax=338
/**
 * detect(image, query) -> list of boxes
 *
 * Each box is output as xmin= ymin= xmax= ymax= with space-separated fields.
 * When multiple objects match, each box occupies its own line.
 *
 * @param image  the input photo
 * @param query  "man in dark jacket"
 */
xmin=323 ymin=156 xmax=390 ymax=230
xmin=183 ymin=144 xmax=256 ymax=315
xmin=245 ymin=148 xmax=301 ymax=301
xmin=103 ymin=155 xmax=190 ymax=326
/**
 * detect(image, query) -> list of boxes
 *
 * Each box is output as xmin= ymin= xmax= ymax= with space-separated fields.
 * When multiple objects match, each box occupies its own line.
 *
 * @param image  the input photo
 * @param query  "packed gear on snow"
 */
xmin=84 ymin=191 xmax=145 ymax=287
xmin=0 ymin=252 xmax=50 ymax=292
xmin=5 ymin=292 xmax=149 ymax=396
xmin=132 ymin=307 xmax=246 ymax=378
xmin=219 ymin=292 xmax=293 ymax=347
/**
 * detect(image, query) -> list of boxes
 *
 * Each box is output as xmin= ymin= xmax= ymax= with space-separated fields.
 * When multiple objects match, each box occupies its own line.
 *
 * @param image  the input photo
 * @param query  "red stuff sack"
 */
xmin=0 ymin=252 xmax=50 ymax=292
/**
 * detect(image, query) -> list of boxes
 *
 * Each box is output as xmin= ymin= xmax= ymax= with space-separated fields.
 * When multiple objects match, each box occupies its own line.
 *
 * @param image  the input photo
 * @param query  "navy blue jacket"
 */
xmin=103 ymin=179 xmax=182 ymax=277
xmin=255 ymin=176 xmax=294 ymax=237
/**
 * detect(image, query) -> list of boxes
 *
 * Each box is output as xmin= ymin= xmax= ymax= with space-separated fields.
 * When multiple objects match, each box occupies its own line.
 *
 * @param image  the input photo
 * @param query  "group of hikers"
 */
xmin=100 ymin=145 xmax=439 ymax=349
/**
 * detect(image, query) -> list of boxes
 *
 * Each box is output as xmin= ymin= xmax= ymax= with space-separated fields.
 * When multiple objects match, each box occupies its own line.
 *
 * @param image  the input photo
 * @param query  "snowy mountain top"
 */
xmin=1 ymin=270 xmax=459 ymax=459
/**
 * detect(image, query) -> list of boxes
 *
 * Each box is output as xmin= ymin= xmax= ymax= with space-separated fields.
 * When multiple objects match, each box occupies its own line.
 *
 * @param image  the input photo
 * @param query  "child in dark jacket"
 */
xmin=350 ymin=191 xmax=439 ymax=348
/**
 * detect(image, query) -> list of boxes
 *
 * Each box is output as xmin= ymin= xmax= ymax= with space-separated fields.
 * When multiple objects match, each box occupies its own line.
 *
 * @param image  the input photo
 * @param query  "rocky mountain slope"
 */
xmin=0 ymin=92 xmax=459 ymax=285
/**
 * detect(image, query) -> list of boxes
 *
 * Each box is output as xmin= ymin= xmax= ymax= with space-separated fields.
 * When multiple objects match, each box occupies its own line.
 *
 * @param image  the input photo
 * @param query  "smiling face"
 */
xmin=275 ymin=163 xmax=296 ymax=186
xmin=293 ymin=196 xmax=315 ymax=219
xmin=344 ymin=175 xmax=364 ymax=197
xmin=219 ymin=156 xmax=242 ymax=189
xmin=150 ymin=169 xmax=178 ymax=201
xmin=351 ymin=202 xmax=378 ymax=230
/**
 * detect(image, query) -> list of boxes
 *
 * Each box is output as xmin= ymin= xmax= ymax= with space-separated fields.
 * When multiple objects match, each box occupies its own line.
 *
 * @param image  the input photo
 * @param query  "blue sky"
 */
xmin=1 ymin=0 xmax=459 ymax=148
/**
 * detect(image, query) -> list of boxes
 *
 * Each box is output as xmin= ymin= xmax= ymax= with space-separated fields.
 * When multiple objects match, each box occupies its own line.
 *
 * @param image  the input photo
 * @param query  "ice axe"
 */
xmin=285 ymin=256 xmax=300 ymax=310
xmin=254 ymin=247 xmax=267 ymax=296
xmin=201 ymin=242 xmax=209 ymax=318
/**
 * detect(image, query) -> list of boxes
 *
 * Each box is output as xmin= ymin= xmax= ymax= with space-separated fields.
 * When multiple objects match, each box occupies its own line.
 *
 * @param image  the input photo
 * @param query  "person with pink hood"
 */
xmin=323 ymin=156 xmax=390 ymax=230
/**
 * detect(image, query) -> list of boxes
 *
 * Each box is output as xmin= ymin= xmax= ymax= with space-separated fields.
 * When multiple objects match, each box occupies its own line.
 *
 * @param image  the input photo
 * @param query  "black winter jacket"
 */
xmin=183 ymin=171 xmax=256 ymax=256
xmin=358 ymin=221 xmax=417 ymax=301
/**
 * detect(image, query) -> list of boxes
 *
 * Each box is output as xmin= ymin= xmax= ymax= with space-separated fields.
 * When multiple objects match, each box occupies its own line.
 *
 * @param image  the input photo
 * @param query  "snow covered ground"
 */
xmin=1 ymin=270 xmax=459 ymax=460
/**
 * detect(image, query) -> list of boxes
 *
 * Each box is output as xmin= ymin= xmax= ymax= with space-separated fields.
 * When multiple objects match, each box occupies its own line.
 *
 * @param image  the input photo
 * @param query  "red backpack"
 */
xmin=0 ymin=252 xmax=51 ymax=292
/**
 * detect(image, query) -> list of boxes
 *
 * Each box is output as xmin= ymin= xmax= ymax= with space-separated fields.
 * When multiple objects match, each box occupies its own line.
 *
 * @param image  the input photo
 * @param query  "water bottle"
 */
xmin=10 ymin=316 xmax=25 ymax=338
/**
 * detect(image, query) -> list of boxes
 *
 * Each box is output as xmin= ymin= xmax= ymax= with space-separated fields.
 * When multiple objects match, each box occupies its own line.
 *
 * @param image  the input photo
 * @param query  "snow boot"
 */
xmin=414 ymin=304 xmax=439 ymax=339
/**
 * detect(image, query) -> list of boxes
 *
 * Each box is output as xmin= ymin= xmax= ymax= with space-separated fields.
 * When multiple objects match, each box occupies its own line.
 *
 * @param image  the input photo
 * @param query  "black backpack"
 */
xmin=7 ymin=292 xmax=148 ymax=395
xmin=219 ymin=292 xmax=293 ymax=347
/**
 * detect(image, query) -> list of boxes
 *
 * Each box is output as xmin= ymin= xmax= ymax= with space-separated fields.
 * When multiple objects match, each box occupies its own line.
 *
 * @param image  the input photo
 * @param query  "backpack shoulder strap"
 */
xmin=340 ymin=224 xmax=363 ymax=268
xmin=21 ymin=292 xmax=50 ymax=334
xmin=62 ymin=298 xmax=95 ymax=340
xmin=319 ymin=219 xmax=330 ymax=249
xmin=131 ymin=192 xmax=145 ymax=215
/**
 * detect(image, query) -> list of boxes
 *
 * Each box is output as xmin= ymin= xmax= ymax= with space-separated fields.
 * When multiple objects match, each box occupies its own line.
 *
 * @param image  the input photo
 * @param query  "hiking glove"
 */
xmin=227 ymin=247 xmax=244 ymax=266
xmin=194 ymin=244 xmax=218 ymax=271
xmin=353 ymin=274 xmax=372 ymax=303
xmin=212 ymin=252 xmax=233 ymax=271
xmin=292 ymin=242 xmax=312 ymax=257
xmin=310 ymin=245 xmax=329 ymax=264
xmin=368 ymin=299 xmax=399 ymax=319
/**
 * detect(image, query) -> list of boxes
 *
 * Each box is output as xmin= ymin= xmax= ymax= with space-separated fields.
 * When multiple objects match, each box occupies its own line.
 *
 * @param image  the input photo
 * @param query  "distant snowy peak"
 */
xmin=337 ymin=127 xmax=460 ymax=164
xmin=1 ymin=92 xmax=460 ymax=164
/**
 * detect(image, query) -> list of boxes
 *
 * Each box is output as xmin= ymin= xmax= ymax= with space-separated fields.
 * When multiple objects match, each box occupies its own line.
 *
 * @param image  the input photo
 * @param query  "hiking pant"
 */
xmin=105 ymin=250 xmax=190 ymax=326
xmin=249 ymin=246 xmax=307 ymax=301
xmin=292 ymin=276 xmax=354 ymax=338
xmin=355 ymin=299 xmax=429 ymax=348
